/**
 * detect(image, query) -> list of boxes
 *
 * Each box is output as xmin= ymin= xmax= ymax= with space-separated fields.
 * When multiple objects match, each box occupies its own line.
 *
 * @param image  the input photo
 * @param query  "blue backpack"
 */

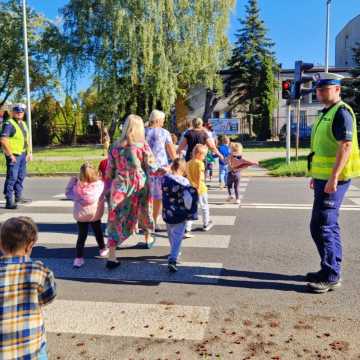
xmin=162 ymin=175 xmax=198 ymax=224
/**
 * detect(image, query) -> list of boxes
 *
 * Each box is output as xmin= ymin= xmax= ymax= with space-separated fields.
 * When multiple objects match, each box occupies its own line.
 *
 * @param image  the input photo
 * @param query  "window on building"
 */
xmin=223 ymin=111 xmax=232 ymax=119
xmin=345 ymin=35 xmax=349 ymax=49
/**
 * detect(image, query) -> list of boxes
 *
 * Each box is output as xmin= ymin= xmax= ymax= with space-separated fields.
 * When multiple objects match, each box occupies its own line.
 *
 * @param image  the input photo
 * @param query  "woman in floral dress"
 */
xmin=105 ymin=114 xmax=164 ymax=269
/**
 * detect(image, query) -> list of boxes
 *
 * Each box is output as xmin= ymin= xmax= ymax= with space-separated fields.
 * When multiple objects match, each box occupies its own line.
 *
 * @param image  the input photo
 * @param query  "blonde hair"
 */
xmin=192 ymin=117 xmax=203 ymax=129
xmin=149 ymin=110 xmax=165 ymax=127
xmin=231 ymin=142 xmax=243 ymax=155
xmin=79 ymin=162 xmax=99 ymax=183
xmin=120 ymin=114 xmax=145 ymax=144
xmin=192 ymin=143 xmax=208 ymax=157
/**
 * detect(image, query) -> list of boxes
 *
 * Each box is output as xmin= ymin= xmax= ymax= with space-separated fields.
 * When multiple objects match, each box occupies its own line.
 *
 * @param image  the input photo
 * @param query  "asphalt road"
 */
xmin=0 ymin=176 xmax=359 ymax=360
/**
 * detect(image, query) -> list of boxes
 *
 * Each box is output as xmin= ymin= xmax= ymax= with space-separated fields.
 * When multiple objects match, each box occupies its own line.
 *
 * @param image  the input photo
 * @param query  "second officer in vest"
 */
xmin=307 ymin=73 xmax=360 ymax=293
xmin=0 ymin=103 xmax=32 ymax=209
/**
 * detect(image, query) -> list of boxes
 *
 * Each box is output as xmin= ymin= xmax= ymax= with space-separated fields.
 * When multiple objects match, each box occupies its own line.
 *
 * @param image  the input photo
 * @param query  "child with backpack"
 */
xmin=162 ymin=158 xmax=198 ymax=272
xmin=65 ymin=162 xmax=108 ymax=268
xmin=218 ymin=135 xmax=231 ymax=189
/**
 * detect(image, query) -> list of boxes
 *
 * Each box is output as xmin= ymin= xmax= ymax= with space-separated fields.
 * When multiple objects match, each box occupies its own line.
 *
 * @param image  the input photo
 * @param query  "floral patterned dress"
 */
xmin=106 ymin=141 xmax=158 ymax=247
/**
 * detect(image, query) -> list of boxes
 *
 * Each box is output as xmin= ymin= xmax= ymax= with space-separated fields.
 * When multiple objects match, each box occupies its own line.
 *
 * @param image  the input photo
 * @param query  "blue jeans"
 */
xmin=167 ymin=222 xmax=186 ymax=262
xmin=310 ymin=179 xmax=350 ymax=282
xmin=3 ymin=152 xmax=27 ymax=201
xmin=219 ymin=164 xmax=228 ymax=184
xmin=38 ymin=343 xmax=48 ymax=360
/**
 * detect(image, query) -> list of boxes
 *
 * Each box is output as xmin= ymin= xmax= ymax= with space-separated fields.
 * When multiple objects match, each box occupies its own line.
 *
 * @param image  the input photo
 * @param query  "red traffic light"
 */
xmin=282 ymin=80 xmax=291 ymax=90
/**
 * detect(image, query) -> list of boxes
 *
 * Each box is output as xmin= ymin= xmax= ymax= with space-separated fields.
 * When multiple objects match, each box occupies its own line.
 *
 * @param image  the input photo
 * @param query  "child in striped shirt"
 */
xmin=0 ymin=217 xmax=57 ymax=360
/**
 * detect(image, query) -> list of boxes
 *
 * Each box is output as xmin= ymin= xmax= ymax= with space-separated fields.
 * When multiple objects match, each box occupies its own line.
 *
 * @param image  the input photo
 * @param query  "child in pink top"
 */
xmin=65 ymin=163 xmax=108 ymax=268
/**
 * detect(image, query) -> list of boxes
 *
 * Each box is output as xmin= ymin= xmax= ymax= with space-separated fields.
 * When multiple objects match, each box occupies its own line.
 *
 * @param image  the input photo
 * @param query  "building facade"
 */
xmin=335 ymin=15 xmax=360 ymax=68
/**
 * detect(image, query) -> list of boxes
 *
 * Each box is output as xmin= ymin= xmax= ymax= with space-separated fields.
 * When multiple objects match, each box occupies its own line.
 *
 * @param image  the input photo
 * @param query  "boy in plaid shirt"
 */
xmin=0 ymin=217 xmax=56 ymax=360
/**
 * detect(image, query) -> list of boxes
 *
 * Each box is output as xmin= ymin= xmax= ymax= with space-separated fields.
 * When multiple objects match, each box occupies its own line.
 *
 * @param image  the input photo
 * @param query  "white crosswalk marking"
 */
xmin=44 ymin=300 xmax=210 ymax=341
xmin=36 ymin=233 xmax=231 ymax=248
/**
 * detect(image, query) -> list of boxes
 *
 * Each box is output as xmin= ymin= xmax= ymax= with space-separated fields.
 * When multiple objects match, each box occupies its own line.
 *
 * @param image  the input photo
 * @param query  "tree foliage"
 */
xmin=0 ymin=0 xmax=58 ymax=106
xmin=46 ymin=0 xmax=235 ymax=131
xmin=227 ymin=0 xmax=278 ymax=139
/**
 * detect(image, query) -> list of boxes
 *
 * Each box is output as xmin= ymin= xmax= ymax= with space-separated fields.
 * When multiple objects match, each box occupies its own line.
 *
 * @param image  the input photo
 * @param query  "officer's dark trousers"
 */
xmin=3 ymin=152 xmax=27 ymax=201
xmin=310 ymin=179 xmax=350 ymax=282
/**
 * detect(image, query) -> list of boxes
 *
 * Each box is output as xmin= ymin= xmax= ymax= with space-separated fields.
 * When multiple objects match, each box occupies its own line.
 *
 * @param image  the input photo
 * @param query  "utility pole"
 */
xmin=325 ymin=0 xmax=331 ymax=73
xmin=286 ymin=102 xmax=291 ymax=165
xmin=22 ymin=0 xmax=32 ymax=153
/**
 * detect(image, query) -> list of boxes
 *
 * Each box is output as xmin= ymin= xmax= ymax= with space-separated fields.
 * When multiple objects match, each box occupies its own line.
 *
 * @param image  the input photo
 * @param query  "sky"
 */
xmin=22 ymin=0 xmax=360 ymax=88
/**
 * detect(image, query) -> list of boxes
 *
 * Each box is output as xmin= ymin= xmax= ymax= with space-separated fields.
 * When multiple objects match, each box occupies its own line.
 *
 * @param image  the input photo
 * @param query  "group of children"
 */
xmin=0 ymin=133 xmax=256 ymax=358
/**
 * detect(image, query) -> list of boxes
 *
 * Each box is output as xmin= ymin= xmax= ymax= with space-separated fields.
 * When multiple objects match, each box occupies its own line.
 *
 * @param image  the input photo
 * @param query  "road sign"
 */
xmin=209 ymin=118 xmax=240 ymax=135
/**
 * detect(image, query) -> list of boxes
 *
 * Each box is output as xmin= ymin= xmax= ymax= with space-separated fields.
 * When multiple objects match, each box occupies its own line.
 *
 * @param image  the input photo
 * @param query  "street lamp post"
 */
xmin=325 ymin=0 xmax=331 ymax=73
xmin=22 ymin=0 xmax=32 ymax=153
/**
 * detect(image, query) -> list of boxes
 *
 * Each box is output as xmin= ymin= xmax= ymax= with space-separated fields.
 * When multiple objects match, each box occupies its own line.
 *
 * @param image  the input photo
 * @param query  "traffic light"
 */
xmin=293 ymin=60 xmax=314 ymax=100
xmin=282 ymin=80 xmax=292 ymax=100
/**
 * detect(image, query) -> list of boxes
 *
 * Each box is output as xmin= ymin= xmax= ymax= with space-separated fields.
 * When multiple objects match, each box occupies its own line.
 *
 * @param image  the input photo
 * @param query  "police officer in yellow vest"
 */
xmin=307 ymin=73 xmax=360 ymax=293
xmin=0 ymin=103 xmax=32 ymax=209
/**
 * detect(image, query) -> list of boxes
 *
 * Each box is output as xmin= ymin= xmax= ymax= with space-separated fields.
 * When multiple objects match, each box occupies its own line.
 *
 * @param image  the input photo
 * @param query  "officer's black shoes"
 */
xmin=15 ymin=198 xmax=32 ymax=204
xmin=168 ymin=261 xmax=178 ymax=273
xmin=5 ymin=200 xmax=17 ymax=210
xmin=105 ymin=260 xmax=121 ymax=270
xmin=307 ymin=280 xmax=342 ymax=294
xmin=305 ymin=271 xmax=324 ymax=283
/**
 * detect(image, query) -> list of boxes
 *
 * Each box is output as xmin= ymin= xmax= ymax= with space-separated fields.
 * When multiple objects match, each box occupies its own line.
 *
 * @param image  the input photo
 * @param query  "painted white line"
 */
xmin=0 ymin=213 xmax=236 ymax=226
xmin=240 ymin=203 xmax=360 ymax=211
xmin=208 ymin=193 xmax=244 ymax=199
xmin=45 ymin=300 xmax=210 ymax=341
xmin=36 ymin=233 xmax=231 ymax=248
xmin=349 ymin=185 xmax=359 ymax=191
xmin=53 ymin=193 xmax=66 ymax=199
xmin=346 ymin=191 xmax=360 ymax=197
xmin=35 ymin=258 xmax=223 ymax=284
xmin=209 ymin=203 xmax=240 ymax=209
xmin=348 ymin=198 xmax=360 ymax=205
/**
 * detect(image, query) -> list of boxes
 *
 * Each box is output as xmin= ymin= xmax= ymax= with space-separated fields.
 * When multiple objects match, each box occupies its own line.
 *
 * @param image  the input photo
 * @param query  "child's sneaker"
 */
xmin=203 ymin=220 xmax=214 ymax=231
xmin=235 ymin=199 xmax=241 ymax=204
xmin=99 ymin=248 xmax=109 ymax=258
xmin=73 ymin=257 xmax=85 ymax=268
xmin=184 ymin=231 xmax=194 ymax=239
xmin=168 ymin=260 xmax=178 ymax=273
xmin=226 ymin=196 xmax=234 ymax=202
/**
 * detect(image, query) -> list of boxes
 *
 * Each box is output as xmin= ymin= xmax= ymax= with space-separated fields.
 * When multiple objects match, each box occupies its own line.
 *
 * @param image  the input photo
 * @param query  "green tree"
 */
xmin=0 ymin=0 xmax=58 ymax=106
xmin=255 ymin=56 xmax=277 ymax=140
xmin=228 ymin=0 xmax=277 ymax=139
xmin=46 ymin=0 xmax=235 ymax=134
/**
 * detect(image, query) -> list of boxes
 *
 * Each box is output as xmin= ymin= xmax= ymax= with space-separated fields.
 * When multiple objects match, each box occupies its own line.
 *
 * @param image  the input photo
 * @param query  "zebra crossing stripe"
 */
xmin=0 ymin=213 xmax=236 ymax=226
xmin=34 ymin=258 xmax=223 ymax=285
xmin=35 ymin=233 xmax=231 ymax=248
xmin=44 ymin=300 xmax=210 ymax=341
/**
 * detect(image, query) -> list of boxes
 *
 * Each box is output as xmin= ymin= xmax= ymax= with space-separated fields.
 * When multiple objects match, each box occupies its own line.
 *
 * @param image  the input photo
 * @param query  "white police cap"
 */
xmin=313 ymin=72 xmax=344 ymax=87
xmin=12 ymin=103 xmax=27 ymax=112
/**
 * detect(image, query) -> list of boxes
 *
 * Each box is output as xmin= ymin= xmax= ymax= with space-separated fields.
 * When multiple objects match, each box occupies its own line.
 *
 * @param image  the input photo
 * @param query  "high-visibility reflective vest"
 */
xmin=7 ymin=119 xmax=29 ymax=155
xmin=310 ymin=101 xmax=360 ymax=180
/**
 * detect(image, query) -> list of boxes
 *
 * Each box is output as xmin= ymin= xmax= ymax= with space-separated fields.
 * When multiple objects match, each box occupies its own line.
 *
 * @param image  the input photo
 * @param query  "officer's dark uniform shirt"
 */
xmin=321 ymin=102 xmax=353 ymax=142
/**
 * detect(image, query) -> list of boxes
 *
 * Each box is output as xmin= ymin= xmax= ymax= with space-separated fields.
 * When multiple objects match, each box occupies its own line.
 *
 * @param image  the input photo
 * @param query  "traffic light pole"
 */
xmin=295 ymin=99 xmax=301 ymax=161
xmin=22 ymin=0 xmax=32 ymax=154
xmin=286 ymin=102 xmax=291 ymax=165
